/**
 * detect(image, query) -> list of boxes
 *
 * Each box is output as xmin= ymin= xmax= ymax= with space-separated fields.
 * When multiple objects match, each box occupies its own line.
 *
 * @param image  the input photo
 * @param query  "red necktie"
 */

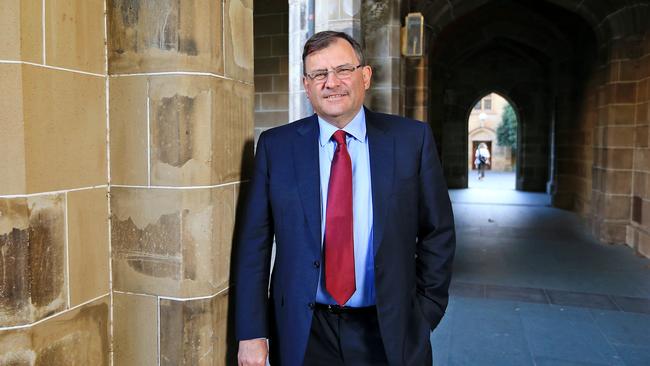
xmin=325 ymin=130 xmax=355 ymax=305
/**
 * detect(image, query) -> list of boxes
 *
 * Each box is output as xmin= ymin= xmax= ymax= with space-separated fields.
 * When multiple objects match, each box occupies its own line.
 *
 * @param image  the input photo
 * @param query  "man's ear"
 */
xmin=303 ymin=76 xmax=311 ymax=99
xmin=362 ymin=66 xmax=372 ymax=90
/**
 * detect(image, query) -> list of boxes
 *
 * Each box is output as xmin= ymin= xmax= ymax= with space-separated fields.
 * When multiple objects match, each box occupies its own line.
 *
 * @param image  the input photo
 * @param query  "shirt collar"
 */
xmin=317 ymin=107 xmax=367 ymax=147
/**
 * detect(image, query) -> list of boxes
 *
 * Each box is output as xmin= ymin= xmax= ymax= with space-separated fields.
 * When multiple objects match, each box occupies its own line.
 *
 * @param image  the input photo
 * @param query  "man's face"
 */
xmin=303 ymin=38 xmax=372 ymax=128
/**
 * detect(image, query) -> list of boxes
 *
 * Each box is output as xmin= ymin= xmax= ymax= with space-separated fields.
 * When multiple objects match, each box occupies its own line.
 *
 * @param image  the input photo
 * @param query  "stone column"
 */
xmin=615 ymin=33 xmax=650 ymax=254
xmin=362 ymin=0 xmax=402 ymax=115
xmin=589 ymin=36 xmax=641 ymax=244
xmin=403 ymin=57 xmax=428 ymax=120
xmin=107 ymin=1 xmax=253 ymax=365
xmin=0 ymin=0 xmax=110 ymax=364
xmin=288 ymin=0 xmax=314 ymax=121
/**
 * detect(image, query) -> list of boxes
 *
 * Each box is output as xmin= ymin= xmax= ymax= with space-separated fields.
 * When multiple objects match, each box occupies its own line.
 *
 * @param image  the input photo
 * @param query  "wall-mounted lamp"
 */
xmin=401 ymin=12 xmax=424 ymax=57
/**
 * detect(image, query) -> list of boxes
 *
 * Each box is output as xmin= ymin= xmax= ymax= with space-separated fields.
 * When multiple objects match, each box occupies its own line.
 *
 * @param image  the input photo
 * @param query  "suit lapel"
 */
xmin=366 ymin=108 xmax=394 ymax=256
xmin=293 ymin=115 xmax=322 ymax=250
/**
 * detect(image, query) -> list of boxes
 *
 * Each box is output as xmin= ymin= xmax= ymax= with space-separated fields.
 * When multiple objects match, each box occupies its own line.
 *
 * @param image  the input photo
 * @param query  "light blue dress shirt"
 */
xmin=315 ymin=108 xmax=375 ymax=307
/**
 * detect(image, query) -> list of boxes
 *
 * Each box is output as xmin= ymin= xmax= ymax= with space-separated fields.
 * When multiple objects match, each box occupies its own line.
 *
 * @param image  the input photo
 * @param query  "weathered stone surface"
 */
xmin=367 ymin=88 xmax=399 ymax=114
xmin=638 ymin=226 xmax=650 ymax=257
xmin=638 ymin=79 xmax=648 ymax=103
xmin=113 ymin=292 xmax=158 ymax=366
xmin=604 ymin=126 xmax=634 ymax=146
xmin=149 ymin=76 xmax=212 ymax=186
xmin=608 ymin=104 xmax=636 ymax=125
xmin=603 ymin=148 xmax=633 ymax=170
xmin=0 ymin=0 xmax=42 ymax=62
xmin=149 ymin=76 xmax=253 ymax=186
xmin=637 ymin=101 xmax=649 ymax=125
xmin=220 ymin=81 xmax=255 ymax=182
xmin=0 ymin=296 xmax=109 ymax=366
xmin=160 ymin=291 xmax=229 ymax=366
xmin=22 ymin=65 xmax=106 ymax=193
xmin=109 ymin=76 xmax=149 ymax=186
xmin=260 ymin=93 xmax=289 ymax=110
xmin=603 ymin=170 xmax=632 ymax=195
xmin=111 ymin=185 xmax=235 ymax=297
xmin=368 ymin=57 xmax=400 ymax=87
xmin=255 ymin=110 xmax=289 ymax=127
xmin=254 ymin=75 xmax=273 ymax=92
xmin=67 ymin=189 xmax=110 ymax=306
xmin=0 ymin=64 xmax=26 ymax=195
xmin=224 ymin=0 xmax=254 ymax=82
xmin=599 ymin=220 xmax=627 ymax=244
xmin=45 ymin=0 xmax=105 ymax=73
xmin=0 ymin=195 xmax=66 ymax=327
xmin=107 ymin=0 xmax=224 ymax=75
xmin=634 ymin=148 xmax=650 ymax=172
xmin=635 ymin=125 xmax=648 ymax=147
xmin=603 ymin=195 xmax=631 ymax=221
xmin=605 ymin=82 xmax=637 ymax=104
xmin=633 ymin=172 xmax=646 ymax=198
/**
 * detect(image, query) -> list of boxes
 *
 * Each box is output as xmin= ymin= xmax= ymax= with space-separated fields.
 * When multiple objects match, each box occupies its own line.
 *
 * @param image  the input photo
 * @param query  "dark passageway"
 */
xmin=410 ymin=0 xmax=650 ymax=248
xmin=401 ymin=0 xmax=650 ymax=364
xmin=420 ymin=0 xmax=598 ymax=193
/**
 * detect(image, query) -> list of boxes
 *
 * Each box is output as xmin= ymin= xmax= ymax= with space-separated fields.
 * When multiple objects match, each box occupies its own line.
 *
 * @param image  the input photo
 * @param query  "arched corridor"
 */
xmin=419 ymin=0 xmax=597 ymax=193
xmin=398 ymin=1 xmax=650 ymax=363
xmin=407 ymin=0 xmax=650 ymax=252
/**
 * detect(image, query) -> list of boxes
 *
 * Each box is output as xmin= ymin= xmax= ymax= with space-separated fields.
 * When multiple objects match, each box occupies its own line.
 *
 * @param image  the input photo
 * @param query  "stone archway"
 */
xmin=416 ymin=0 xmax=597 ymax=193
xmin=408 ymin=0 xmax=650 ymax=249
xmin=467 ymin=92 xmax=518 ymax=178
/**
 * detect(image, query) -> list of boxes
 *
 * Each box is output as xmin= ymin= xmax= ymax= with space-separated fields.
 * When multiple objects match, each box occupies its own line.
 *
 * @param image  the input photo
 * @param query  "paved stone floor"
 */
xmin=467 ymin=169 xmax=517 ymax=190
xmin=432 ymin=177 xmax=650 ymax=365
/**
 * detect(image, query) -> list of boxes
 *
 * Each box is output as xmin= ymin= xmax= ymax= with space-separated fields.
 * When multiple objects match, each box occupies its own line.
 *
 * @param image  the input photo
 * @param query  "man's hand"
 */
xmin=238 ymin=339 xmax=268 ymax=366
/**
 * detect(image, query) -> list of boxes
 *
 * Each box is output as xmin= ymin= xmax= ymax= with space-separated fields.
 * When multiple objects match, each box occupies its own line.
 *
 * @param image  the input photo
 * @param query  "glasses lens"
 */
xmin=313 ymin=72 xmax=328 ymax=81
xmin=308 ymin=65 xmax=359 ymax=81
xmin=335 ymin=66 xmax=355 ymax=78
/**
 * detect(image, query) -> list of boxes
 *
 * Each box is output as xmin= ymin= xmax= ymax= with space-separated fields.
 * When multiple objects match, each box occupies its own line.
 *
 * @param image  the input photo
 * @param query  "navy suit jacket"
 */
xmin=235 ymin=108 xmax=455 ymax=366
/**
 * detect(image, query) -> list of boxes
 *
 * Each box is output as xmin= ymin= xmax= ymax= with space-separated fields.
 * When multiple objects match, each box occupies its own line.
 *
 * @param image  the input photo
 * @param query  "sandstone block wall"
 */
xmin=0 ymin=0 xmax=110 ymax=364
xmin=1 ymin=0 xmax=254 ymax=364
xmin=621 ymin=32 xmax=650 ymax=257
xmin=107 ymin=1 xmax=253 ymax=365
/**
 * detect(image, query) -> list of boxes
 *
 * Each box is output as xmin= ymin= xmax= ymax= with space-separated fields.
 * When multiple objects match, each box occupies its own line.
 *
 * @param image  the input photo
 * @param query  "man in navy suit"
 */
xmin=235 ymin=31 xmax=455 ymax=366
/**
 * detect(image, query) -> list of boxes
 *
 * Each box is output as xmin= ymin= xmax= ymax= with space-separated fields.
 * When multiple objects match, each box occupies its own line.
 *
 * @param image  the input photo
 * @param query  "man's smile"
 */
xmin=323 ymin=93 xmax=349 ymax=100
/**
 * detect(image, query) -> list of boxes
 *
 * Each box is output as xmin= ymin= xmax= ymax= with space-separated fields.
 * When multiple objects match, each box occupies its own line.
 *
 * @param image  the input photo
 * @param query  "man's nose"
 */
xmin=323 ymin=71 xmax=342 ymax=88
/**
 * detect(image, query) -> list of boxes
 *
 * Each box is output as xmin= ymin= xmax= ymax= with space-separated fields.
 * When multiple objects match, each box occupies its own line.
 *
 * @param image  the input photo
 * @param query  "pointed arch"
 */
xmin=467 ymin=91 xmax=519 ymax=189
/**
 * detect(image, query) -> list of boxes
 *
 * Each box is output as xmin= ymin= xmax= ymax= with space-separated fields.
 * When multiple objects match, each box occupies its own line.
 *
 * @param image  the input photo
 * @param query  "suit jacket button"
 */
xmin=313 ymin=260 xmax=320 ymax=268
xmin=308 ymin=302 xmax=315 ymax=310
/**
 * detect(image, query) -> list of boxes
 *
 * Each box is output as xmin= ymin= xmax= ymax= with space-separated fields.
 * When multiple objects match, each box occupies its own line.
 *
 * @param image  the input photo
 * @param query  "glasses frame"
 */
xmin=304 ymin=64 xmax=364 ymax=82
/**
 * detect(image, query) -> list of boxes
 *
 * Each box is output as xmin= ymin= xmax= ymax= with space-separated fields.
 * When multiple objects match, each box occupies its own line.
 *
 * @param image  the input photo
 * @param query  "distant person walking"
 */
xmin=474 ymin=143 xmax=491 ymax=180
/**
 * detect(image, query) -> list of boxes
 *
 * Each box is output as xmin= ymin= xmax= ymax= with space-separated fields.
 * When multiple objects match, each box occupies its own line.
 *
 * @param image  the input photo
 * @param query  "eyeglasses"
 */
xmin=304 ymin=64 xmax=364 ymax=82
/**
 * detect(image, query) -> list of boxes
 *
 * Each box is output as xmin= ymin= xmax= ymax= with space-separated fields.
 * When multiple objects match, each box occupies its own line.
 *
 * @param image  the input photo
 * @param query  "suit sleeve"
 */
xmin=416 ymin=124 xmax=456 ymax=330
xmin=234 ymin=133 xmax=274 ymax=340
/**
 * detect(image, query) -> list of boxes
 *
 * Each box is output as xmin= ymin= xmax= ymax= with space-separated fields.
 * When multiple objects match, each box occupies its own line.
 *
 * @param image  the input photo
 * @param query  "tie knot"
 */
xmin=332 ymin=130 xmax=347 ymax=146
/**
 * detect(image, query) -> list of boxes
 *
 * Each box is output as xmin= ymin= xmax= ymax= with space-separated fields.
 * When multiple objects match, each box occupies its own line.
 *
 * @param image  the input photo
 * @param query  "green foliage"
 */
xmin=497 ymin=104 xmax=517 ymax=149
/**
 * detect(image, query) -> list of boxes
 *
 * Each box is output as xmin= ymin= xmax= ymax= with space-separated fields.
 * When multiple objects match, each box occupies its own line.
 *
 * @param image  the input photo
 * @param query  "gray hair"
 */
xmin=302 ymin=31 xmax=366 ymax=72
